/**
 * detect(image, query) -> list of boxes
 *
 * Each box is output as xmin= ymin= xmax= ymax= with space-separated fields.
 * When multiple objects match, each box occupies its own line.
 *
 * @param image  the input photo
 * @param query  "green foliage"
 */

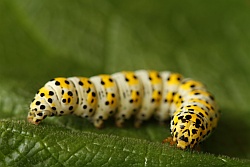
xmin=1 ymin=0 xmax=250 ymax=166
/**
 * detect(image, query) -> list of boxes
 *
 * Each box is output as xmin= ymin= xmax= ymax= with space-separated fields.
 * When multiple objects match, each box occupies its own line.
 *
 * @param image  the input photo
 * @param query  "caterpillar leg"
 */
xmin=115 ymin=120 xmax=123 ymax=128
xmin=134 ymin=119 xmax=143 ymax=128
xmin=115 ymin=117 xmax=126 ymax=128
xmin=162 ymin=137 xmax=176 ymax=146
xmin=93 ymin=118 xmax=104 ymax=129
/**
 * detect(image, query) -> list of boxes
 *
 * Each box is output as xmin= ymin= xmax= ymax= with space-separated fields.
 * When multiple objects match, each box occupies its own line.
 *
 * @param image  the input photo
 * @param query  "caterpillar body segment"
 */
xmin=111 ymin=71 xmax=143 ymax=127
xmin=89 ymin=75 xmax=119 ymax=128
xmin=133 ymin=70 xmax=163 ymax=127
xmin=154 ymin=72 xmax=183 ymax=123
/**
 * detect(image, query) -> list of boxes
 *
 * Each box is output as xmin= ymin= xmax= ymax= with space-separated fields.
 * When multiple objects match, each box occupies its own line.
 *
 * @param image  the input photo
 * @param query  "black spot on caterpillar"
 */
xmin=28 ymin=70 xmax=219 ymax=149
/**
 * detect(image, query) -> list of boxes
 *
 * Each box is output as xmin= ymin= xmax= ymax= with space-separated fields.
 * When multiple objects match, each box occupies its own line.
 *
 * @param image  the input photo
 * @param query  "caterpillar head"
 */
xmin=170 ymin=106 xmax=208 ymax=149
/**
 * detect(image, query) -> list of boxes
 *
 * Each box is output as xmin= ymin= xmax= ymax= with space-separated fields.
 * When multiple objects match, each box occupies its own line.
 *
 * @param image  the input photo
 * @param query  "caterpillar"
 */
xmin=28 ymin=70 xmax=219 ymax=149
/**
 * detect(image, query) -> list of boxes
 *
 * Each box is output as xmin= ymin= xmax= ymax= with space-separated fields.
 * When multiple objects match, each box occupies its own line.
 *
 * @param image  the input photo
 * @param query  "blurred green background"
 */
xmin=1 ymin=0 xmax=250 ymax=166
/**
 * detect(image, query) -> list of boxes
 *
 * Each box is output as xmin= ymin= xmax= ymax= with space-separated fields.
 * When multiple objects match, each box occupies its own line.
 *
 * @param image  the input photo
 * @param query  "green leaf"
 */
xmin=0 ymin=120 xmax=249 ymax=167
xmin=1 ymin=0 xmax=250 ymax=166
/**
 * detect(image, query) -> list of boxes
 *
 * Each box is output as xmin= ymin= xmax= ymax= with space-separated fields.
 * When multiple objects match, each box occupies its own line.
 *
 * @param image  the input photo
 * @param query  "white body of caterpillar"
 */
xmin=28 ymin=70 xmax=219 ymax=149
